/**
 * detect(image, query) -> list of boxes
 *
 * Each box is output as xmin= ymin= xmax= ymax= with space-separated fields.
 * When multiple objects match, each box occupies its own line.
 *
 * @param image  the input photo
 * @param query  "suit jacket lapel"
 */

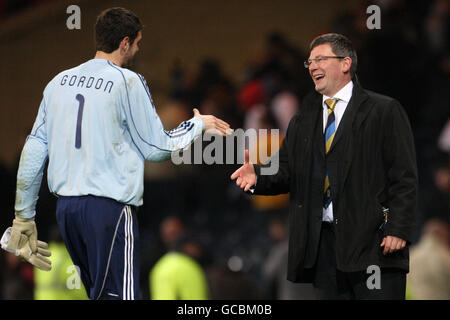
xmin=328 ymin=84 xmax=368 ymax=154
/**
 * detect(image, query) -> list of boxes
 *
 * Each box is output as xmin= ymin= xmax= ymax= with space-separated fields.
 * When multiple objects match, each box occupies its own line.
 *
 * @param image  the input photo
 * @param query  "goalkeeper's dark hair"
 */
xmin=95 ymin=7 xmax=143 ymax=53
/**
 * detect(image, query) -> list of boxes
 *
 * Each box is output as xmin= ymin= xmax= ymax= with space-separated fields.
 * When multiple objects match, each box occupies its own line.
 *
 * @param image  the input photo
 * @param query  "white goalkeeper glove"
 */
xmin=1 ymin=217 xmax=52 ymax=271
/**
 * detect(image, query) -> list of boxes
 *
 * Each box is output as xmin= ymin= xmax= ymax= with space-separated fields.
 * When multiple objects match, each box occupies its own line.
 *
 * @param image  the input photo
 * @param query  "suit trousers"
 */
xmin=312 ymin=222 xmax=406 ymax=300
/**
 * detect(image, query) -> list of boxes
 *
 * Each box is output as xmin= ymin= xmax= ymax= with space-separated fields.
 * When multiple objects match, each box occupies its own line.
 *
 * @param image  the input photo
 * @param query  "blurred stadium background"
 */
xmin=0 ymin=0 xmax=448 ymax=300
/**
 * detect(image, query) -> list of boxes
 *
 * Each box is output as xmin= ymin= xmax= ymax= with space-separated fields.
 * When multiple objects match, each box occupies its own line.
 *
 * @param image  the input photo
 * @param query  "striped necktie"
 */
xmin=323 ymin=98 xmax=338 ymax=209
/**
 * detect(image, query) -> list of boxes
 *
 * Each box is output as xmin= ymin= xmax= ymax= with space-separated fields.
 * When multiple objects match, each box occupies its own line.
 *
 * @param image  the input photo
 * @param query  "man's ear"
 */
xmin=119 ymin=36 xmax=130 ymax=51
xmin=341 ymin=57 xmax=352 ymax=74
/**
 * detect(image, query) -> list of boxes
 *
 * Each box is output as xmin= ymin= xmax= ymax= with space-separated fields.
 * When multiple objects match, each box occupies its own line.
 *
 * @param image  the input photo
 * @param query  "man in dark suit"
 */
xmin=231 ymin=33 xmax=418 ymax=299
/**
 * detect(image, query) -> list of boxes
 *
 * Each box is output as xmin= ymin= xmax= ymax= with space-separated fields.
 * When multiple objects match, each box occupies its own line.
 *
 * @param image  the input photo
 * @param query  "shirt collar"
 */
xmin=322 ymin=80 xmax=354 ymax=105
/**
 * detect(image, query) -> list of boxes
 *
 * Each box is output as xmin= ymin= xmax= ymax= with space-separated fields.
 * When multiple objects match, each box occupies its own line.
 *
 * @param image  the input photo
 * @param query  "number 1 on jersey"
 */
xmin=75 ymin=94 xmax=85 ymax=149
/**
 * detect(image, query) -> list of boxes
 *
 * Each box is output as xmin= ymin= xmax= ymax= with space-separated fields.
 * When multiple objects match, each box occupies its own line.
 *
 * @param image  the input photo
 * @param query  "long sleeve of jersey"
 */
xmin=14 ymin=98 xmax=48 ymax=219
xmin=115 ymin=68 xmax=205 ymax=162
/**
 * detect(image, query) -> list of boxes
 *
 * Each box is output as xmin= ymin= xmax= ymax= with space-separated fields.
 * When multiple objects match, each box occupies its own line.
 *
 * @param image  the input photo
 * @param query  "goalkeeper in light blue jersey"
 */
xmin=1 ymin=7 xmax=231 ymax=300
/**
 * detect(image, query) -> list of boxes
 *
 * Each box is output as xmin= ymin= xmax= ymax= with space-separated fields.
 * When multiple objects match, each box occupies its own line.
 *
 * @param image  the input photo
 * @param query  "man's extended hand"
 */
xmin=380 ymin=235 xmax=406 ymax=255
xmin=193 ymin=108 xmax=232 ymax=136
xmin=230 ymin=149 xmax=256 ymax=192
xmin=1 ymin=217 xmax=52 ymax=271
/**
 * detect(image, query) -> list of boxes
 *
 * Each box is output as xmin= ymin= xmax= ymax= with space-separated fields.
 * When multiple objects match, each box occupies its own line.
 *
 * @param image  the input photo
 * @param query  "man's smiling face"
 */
xmin=308 ymin=43 xmax=351 ymax=97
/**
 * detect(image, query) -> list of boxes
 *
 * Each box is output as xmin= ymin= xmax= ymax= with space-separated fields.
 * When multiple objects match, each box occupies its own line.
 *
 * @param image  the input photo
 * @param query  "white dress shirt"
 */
xmin=321 ymin=80 xmax=354 ymax=222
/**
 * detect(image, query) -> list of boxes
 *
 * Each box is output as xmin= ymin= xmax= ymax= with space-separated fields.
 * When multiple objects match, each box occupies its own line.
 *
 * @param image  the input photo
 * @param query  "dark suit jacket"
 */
xmin=253 ymin=83 xmax=418 ymax=282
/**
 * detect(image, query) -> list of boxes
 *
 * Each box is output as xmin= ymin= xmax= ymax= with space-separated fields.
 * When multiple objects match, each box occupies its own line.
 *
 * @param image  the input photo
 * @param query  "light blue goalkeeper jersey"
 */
xmin=15 ymin=59 xmax=204 ymax=218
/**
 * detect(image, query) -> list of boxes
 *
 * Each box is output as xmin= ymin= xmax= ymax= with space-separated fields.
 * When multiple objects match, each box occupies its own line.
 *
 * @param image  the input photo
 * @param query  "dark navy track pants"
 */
xmin=56 ymin=195 xmax=140 ymax=300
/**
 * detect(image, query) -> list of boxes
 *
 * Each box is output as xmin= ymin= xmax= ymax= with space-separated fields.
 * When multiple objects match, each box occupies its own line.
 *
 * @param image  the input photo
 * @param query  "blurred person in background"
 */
xmin=138 ymin=215 xmax=187 ymax=300
xmin=160 ymin=215 xmax=186 ymax=251
xmin=420 ymin=161 xmax=450 ymax=225
xmin=231 ymin=33 xmax=418 ymax=299
xmin=270 ymin=91 xmax=299 ymax=136
xmin=407 ymin=218 xmax=450 ymax=300
xmin=150 ymin=232 xmax=209 ymax=300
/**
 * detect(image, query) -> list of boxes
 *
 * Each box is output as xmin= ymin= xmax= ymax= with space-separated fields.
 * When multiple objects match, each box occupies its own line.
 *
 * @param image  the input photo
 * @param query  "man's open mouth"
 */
xmin=314 ymin=74 xmax=325 ymax=81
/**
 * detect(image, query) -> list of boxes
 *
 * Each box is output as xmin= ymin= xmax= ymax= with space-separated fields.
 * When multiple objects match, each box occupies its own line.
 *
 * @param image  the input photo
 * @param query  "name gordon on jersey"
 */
xmin=60 ymin=74 xmax=114 ymax=93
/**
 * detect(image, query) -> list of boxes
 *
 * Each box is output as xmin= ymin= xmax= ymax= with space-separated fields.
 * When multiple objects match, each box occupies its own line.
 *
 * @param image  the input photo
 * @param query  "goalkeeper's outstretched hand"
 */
xmin=193 ymin=108 xmax=233 ymax=136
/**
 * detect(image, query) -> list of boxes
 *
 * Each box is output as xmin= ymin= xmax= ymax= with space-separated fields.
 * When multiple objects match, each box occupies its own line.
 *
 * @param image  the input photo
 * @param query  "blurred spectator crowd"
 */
xmin=0 ymin=0 xmax=448 ymax=300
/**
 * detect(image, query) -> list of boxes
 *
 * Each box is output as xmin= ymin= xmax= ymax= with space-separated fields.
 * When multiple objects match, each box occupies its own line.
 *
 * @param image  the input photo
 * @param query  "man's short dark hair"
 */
xmin=95 ymin=7 xmax=143 ymax=53
xmin=310 ymin=33 xmax=357 ymax=78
